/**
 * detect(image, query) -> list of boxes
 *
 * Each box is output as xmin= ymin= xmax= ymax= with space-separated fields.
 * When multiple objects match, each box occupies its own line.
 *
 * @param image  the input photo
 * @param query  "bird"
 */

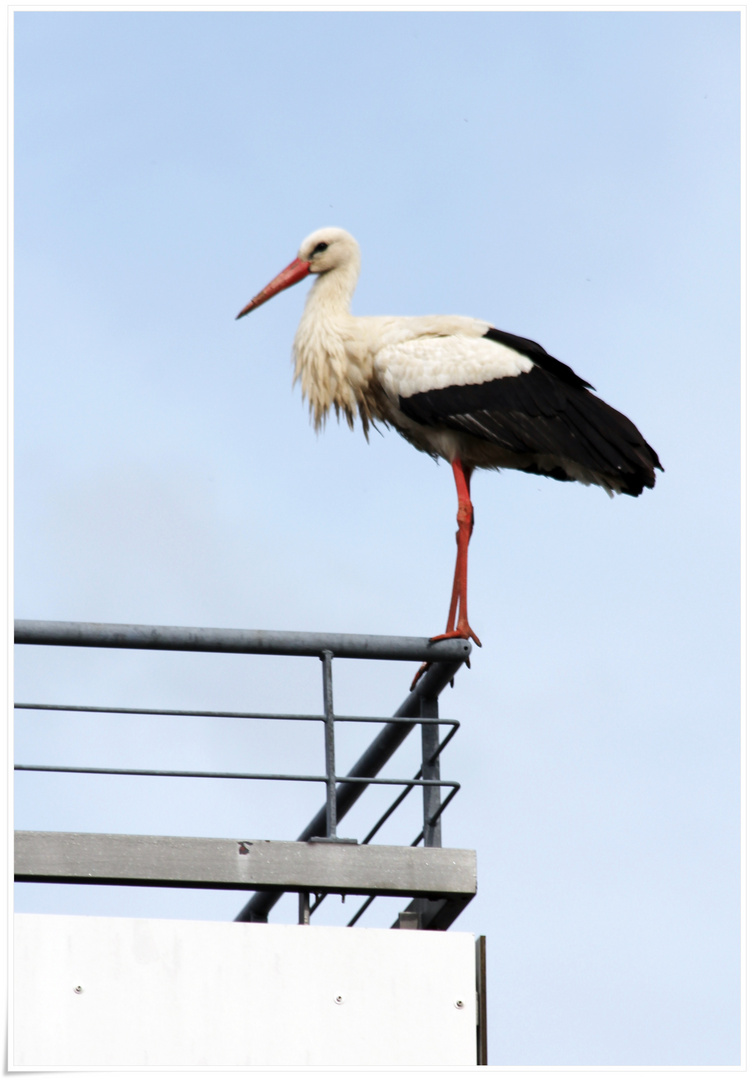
xmin=236 ymin=227 xmax=662 ymax=650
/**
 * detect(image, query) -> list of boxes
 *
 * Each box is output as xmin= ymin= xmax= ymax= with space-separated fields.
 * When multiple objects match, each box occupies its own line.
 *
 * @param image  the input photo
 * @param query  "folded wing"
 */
xmin=392 ymin=327 xmax=662 ymax=496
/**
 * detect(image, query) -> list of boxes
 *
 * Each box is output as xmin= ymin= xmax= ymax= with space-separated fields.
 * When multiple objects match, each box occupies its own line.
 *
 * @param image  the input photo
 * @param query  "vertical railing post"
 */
xmin=298 ymin=891 xmax=311 ymax=925
xmin=320 ymin=650 xmax=338 ymax=840
xmin=420 ymin=692 xmax=442 ymax=848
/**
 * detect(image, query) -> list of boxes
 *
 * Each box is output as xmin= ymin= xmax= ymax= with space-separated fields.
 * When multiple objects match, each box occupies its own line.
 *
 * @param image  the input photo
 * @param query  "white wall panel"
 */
xmin=13 ymin=914 xmax=477 ymax=1067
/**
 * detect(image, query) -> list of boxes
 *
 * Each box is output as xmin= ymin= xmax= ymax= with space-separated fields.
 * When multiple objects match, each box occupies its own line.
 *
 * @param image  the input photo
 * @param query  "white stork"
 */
xmin=237 ymin=227 xmax=662 ymax=649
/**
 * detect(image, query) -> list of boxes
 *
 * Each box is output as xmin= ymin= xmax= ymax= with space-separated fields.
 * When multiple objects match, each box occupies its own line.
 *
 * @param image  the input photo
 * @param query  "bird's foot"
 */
xmin=430 ymin=623 xmax=482 ymax=648
xmin=409 ymin=624 xmax=481 ymax=690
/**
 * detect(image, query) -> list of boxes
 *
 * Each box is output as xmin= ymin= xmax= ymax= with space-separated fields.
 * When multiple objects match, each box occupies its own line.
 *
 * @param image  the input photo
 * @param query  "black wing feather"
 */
xmin=483 ymin=327 xmax=595 ymax=391
xmin=399 ymin=328 xmax=662 ymax=495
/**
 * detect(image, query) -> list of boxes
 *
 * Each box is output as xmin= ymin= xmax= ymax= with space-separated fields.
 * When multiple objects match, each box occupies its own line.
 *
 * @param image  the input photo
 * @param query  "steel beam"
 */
xmin=15 ymin=832 xmax=477 ymax=901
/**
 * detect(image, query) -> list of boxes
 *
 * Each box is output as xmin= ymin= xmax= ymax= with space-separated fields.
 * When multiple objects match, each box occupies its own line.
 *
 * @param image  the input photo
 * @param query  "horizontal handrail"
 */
xmin=14 ymin=619 xmax=471 ymax=663
xmin=14 ymin=702 xmax=459 ymax=729
xmin=14 ymin=763 xmax=460 ymax=791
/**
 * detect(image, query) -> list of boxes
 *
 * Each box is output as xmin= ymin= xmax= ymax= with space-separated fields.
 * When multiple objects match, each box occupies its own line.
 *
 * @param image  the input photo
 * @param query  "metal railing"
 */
xmin=14 ymin=620 xmax=472 ymax=928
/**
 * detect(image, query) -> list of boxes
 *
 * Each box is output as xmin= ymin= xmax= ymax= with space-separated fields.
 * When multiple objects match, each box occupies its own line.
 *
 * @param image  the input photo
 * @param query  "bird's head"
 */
xmin=236 ymin=227 xmax=360 ymax=319
xmin=298 ymin=227 xmax=360 ymax=275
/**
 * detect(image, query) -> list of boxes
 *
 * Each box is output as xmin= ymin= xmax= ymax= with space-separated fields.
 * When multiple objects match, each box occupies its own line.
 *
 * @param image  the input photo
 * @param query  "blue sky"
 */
xmin=13 ymin=10 xmax=740 ymax=1068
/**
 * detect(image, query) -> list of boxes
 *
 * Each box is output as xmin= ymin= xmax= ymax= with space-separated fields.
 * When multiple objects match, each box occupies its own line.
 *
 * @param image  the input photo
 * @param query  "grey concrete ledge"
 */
xmin=15 ymin=832 xmax=477 ymax=900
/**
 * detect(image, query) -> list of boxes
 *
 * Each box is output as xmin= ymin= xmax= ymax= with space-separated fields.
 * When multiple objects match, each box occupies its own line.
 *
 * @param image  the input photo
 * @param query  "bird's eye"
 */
xmin=310 ymin=242 xmax=329 ymax=256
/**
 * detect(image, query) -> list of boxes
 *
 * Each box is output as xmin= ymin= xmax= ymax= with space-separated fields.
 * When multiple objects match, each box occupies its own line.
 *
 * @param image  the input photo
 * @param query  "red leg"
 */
xmin=432 ymin=459 xmax=481 ymax=647
xmin=443 ymin=551 xmax=462 ymax=635
xmin=411 ymin=459 xmax=481 ymax=689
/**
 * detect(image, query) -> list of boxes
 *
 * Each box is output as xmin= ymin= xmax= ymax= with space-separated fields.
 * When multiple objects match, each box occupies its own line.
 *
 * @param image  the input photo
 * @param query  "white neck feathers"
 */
xmin=293 ymin=258 xmax=371 ymax=432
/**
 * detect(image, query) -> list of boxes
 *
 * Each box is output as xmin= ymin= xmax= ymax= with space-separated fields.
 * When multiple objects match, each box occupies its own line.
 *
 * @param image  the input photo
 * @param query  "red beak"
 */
xmin=236 ymin=256 xmax=311 ymax=319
